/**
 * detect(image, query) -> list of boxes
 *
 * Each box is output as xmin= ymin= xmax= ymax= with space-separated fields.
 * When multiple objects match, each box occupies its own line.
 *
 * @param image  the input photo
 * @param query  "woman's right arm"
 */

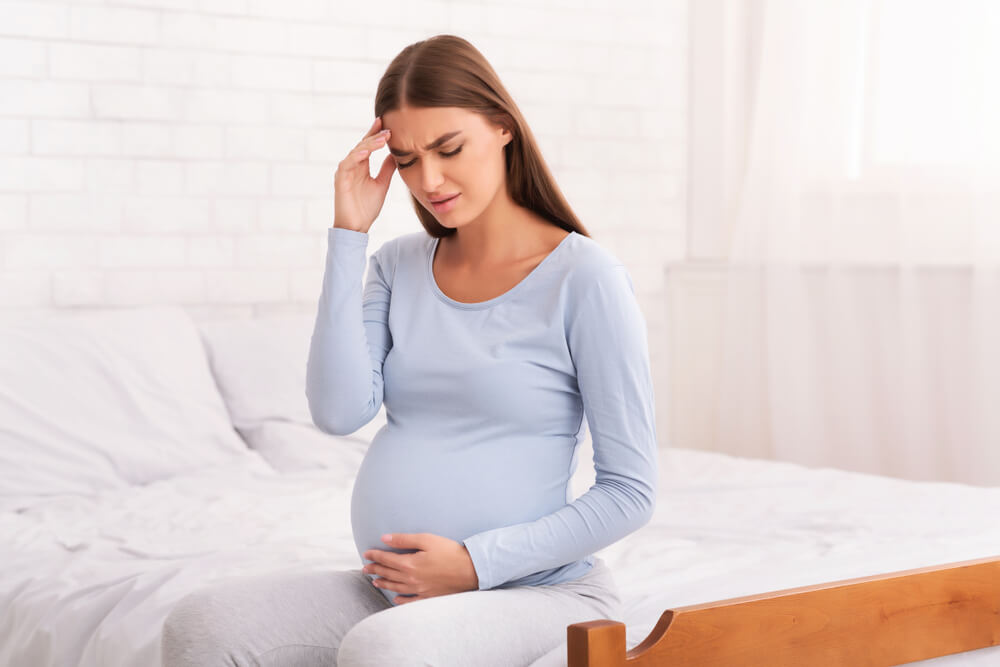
xmin=305 ymin=227 xmax=393 ymax=436
xmin=306 ymin=114 xmax=397 ymax=435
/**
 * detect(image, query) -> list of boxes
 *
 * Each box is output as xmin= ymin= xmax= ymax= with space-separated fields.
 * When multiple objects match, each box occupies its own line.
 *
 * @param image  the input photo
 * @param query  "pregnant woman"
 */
xmin=162 ymin=34 xmax=658 ymax=667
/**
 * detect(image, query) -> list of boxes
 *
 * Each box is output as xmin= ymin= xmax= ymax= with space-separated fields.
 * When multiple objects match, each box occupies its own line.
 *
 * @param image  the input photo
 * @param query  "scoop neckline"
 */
xmin=426 ymin=231 xmax=576 ymax=310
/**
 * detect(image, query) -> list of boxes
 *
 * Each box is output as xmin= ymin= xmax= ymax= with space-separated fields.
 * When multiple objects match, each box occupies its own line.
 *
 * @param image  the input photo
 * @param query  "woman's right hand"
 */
xmin=333 ymin=115 xmax=397 ymax=233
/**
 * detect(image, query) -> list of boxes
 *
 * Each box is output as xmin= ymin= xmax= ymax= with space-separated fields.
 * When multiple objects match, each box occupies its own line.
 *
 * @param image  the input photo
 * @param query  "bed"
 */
xmin=1 ymin=305 xmax=997 ymax=666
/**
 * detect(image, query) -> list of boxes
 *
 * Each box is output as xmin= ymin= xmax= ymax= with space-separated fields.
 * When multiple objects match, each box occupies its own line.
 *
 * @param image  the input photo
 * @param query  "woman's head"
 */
xmin=374 ymin=34 xmax=590 ymax=239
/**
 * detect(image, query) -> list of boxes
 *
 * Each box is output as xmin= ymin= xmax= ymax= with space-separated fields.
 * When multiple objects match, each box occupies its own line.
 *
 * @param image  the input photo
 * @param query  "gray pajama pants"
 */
xmin=160 ymin=557 xmax=623 ymax=667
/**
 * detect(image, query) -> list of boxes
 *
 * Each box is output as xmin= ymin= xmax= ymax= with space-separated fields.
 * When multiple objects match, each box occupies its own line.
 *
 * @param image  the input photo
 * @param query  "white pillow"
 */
xmin=238 ymin=420 xmax=369 ymax=477
xmin=0 ymin=305 xmax=262 ymax=500
xmin=196 ymin=313 xmax=388 ymax=440
xmin=196 ymin=313 xmax=316 ymax=431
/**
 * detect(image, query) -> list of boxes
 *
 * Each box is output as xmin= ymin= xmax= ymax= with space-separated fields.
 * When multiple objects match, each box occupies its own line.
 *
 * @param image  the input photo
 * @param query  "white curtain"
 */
xmin=714 ymin=0 xmax=1000 ymax=485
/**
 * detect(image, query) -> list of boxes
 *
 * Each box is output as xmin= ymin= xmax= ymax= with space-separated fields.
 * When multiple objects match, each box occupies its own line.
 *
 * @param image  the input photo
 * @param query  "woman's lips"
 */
xmin=431 ymin=194 xmax=460 ymax=212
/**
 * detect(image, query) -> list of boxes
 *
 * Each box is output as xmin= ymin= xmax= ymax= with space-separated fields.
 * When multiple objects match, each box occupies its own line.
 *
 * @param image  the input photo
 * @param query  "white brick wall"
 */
xmin=0 ymin=0 xmax=687 ymax=445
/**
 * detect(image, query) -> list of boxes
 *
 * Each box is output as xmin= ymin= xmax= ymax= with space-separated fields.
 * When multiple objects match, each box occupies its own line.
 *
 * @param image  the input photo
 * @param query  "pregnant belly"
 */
xmin=349 ymin=429 xmax=564 ymax=563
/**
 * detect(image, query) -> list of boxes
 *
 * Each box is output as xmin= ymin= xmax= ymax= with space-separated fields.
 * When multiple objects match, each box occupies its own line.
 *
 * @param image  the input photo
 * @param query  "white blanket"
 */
xmin=2 ymin=444 xmax=999 ymax=666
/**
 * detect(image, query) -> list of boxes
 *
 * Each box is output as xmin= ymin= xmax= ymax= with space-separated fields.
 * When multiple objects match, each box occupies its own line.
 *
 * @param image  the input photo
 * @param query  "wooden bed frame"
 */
xmin=566 ymin=554 xmax=1000 ymax=666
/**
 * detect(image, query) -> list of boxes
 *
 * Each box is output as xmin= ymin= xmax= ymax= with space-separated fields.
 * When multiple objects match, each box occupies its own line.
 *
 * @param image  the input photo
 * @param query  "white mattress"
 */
xmin=2 ymin=445 xmax=998 ymax=666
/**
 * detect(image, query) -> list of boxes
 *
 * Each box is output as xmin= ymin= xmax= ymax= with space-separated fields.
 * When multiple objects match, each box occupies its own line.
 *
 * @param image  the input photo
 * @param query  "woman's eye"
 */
xmin=397 ymin=146 xmax=463 ymax=170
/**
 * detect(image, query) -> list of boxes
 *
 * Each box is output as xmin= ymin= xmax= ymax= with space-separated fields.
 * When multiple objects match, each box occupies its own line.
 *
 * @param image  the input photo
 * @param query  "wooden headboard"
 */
xmin=567 ymin=554 xmax=1000 ymax=666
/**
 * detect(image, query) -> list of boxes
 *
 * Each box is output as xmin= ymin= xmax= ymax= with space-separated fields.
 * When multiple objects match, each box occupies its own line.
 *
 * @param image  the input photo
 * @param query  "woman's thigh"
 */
xmin=338 ymin=557 xmax=623 ymax=667
xmin=161 ymin=567 xmax=391 ymax=667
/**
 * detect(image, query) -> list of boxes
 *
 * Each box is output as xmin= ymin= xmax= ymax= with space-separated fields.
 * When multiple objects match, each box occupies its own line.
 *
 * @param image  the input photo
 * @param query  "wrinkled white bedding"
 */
xmin=2 ymin=443 xmax=998 ymax=666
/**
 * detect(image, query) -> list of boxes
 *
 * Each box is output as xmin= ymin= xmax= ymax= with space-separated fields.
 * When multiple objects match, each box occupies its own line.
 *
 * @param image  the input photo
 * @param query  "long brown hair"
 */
xmin=374 ymin=34 xmax=591 ymax=239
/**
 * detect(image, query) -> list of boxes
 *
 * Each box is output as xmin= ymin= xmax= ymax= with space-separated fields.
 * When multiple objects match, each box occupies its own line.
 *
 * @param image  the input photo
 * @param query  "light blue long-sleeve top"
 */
xmin=306 ymin=225 xmax=658 ymax=605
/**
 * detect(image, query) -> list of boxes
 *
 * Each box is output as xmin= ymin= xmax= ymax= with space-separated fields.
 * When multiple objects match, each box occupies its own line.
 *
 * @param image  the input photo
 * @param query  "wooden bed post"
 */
xmin=567 ymin=554 xmax=1000 ymax=667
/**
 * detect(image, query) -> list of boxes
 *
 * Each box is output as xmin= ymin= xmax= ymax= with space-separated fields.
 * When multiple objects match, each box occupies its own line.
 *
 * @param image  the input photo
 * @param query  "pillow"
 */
xmin=0 ymin=305 xmax=263 ymax=501
xmin=195 ymin=313 xmax=315 ymax=431
xmin=237 ymin=420 xmax=369 ymax=478
xmin=196 ymin=313 xmax=388 ymax=441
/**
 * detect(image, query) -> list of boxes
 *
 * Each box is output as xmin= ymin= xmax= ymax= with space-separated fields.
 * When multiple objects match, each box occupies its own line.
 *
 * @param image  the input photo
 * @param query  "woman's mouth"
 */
xmin=431 ymin=194 xmax=460 ymax=213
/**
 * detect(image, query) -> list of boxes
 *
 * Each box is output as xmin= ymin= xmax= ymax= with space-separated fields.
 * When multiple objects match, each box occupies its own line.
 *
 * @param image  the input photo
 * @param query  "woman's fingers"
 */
xmin=373 ymin=576 xmax=414 ymax=595
xmin=375 ymin=151 xmax=397 ymax=182
xmin=363 ymin=115 xmax=387 ymax=142
xmin=348 ymin=121 xmax=391 ymax=163
xmin=362 ymin=115 xmax=380 ymax=140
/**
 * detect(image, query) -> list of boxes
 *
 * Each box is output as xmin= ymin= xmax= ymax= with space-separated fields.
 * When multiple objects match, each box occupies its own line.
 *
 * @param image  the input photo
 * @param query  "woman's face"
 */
xmin=382 ymin=105 xmax=512 ymax=227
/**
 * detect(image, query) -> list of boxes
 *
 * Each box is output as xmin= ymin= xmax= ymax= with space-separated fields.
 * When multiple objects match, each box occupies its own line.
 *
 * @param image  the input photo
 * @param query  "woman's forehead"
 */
xmin=383 ymin=108 xmax=490 ymax=155
xmin=383 ymin=106 xmax=484 ymax=133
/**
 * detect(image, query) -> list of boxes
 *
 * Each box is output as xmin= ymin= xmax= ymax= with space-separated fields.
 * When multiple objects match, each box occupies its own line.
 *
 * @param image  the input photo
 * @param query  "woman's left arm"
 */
xmin=461 ymin=263 xmax=659 ymax=591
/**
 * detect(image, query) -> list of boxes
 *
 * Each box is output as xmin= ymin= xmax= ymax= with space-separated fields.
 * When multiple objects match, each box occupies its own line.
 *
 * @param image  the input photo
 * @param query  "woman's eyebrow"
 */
xmin=388 ymin=131 xmax=463 ymax=157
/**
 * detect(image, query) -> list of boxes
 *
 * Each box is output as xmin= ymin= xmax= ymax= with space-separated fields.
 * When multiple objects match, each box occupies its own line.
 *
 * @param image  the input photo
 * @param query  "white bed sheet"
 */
xmin=1 ymin=446 xmax=998 ymax=666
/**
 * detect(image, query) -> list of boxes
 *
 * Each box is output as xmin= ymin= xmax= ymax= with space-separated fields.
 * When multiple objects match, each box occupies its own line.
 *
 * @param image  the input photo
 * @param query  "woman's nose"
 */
xmin=420 ymin=165 xmax=444 ymax=192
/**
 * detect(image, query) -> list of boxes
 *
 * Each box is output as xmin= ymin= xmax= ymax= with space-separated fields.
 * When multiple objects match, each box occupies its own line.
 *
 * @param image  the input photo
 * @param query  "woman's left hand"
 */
xmin=363 ymin=533 xmax=480 ymax=605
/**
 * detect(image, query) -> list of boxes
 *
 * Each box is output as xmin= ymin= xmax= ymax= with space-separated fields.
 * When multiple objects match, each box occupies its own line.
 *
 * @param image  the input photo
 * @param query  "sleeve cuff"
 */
xmin=462 ymin=536 xmax=494 ymax=591
xmin=328 ymin=226 xmax=369 ymax=248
